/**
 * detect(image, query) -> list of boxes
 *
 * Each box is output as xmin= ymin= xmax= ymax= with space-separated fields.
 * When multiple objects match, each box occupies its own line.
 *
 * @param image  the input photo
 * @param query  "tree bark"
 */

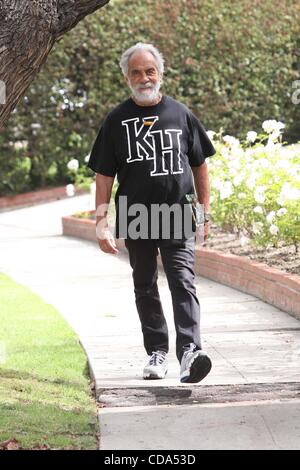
xmin=0 ymin=0 xmax=109 ymax=129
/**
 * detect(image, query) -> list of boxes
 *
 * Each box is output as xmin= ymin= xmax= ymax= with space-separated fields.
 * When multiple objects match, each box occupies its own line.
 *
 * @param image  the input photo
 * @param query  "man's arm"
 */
xmin=95 ymin=173 xmax=118 ymax=254
xmin=191 ymin=162 xmax=210 ymax=212
xmin=192 ymin=161 xmax=211 ymax=240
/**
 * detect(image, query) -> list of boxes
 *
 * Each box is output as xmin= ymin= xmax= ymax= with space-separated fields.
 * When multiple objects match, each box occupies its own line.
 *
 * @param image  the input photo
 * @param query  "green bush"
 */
xmin=208 ymin=121 xmax=300 ymax=250
xmin=1 ymin=0 xmax=299 ymax=195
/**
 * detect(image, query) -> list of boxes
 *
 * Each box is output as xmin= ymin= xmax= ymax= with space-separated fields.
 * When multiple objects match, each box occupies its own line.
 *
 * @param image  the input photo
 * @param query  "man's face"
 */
xmin=126 ymin=51 xmax=162 ymax=104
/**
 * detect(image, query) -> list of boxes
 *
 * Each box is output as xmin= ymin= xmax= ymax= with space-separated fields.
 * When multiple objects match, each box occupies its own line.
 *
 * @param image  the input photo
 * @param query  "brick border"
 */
xmin=62 ymin=215 xmax=97 ymax=243
xmin=62 ymin=214 xmax=300 ymax=320
xmin=0 ymin=186 xmax=88 ymax=212
xmin=62 ymin=214 xmax=125 ymax=250
xmin=194 ymin=249 xmax=300 ymax=319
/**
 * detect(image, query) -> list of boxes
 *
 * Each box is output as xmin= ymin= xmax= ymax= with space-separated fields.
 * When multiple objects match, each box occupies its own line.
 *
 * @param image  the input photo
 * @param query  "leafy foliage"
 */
xmin=208 ymin=123 xmax=300 ymax=250
xmin=1 ymin=0 xmax=299 ymax=195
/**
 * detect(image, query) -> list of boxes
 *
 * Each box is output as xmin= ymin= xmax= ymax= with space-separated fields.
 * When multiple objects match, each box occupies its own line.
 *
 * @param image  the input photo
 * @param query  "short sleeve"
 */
xmin=87 ymin=115 xmax=118 ymax=176
xmin=187 ymin=112 xmax=216 ymax=166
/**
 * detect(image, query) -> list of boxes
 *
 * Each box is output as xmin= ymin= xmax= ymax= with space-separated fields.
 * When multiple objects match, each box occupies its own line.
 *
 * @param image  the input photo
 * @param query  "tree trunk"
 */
xmin=0 ymin=0 xmax=109 ymax=129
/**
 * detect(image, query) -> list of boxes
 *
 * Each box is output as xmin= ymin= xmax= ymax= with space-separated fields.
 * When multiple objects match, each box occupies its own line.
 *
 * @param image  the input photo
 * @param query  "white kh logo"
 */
xmin=122 ymin=116 xmax=183 ymax=176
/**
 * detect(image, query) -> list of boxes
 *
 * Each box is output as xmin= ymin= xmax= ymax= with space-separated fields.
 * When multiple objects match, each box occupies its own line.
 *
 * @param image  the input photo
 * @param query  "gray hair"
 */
xmin=119 ymin=42 xmax=165 ymax=77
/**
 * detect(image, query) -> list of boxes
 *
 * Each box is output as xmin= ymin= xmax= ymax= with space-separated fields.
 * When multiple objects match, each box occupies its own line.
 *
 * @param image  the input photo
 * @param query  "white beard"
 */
xmin=129 ymin=81 xmax=161 ymax=104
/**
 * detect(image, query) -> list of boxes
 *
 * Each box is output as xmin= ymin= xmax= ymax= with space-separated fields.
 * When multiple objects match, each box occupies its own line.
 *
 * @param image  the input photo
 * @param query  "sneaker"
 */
xmin=143 ymin=351 xmax=168 ymax=380
xmin=180 ymin=344 xmax=212 ymax=383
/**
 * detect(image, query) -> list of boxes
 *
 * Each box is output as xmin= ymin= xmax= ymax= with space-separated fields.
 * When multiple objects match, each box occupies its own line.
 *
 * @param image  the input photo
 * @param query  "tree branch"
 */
xmin=0 ymin=0 xmax=110 ymax=129
xmin=55 ymin=0 xmax=110 ymax=38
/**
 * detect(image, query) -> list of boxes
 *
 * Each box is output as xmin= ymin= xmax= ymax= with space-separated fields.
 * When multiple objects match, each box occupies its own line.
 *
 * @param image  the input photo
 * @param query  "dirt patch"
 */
xmin=98 ymin=382 xmax=300 ymax=408
xmin=205 ymin=225 xmax=300 ymax=276
xmin=73 ymin=212 xmax=299 ymax=276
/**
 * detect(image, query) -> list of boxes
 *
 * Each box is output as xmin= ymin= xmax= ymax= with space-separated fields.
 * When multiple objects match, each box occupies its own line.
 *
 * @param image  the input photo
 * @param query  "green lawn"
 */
xmin=0 ymin=273 xmax=98 ymax=450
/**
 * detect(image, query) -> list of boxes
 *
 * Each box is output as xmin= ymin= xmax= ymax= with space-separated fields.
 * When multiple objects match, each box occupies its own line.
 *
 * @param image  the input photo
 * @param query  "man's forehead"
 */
xmin=128 ymin=51 xmax=158 ymax=70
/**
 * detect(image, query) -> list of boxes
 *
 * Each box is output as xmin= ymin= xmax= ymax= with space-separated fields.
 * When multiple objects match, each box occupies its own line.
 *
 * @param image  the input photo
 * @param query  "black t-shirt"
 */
xmin=88 ymin=95 xmax=216 ymax=239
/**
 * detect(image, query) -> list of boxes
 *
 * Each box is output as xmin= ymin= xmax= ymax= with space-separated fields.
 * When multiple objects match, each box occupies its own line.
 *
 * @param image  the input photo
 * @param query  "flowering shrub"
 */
xmin=208 ymin=121 xmax=300 ymax=250
xmin=66 ymin=155 xmax=94 ymax=191
xmin=66 ymin=121 xmax=299 ymax=251
xmin=65 ymin=154 xmax=118 ymax=204
xmin=64 ymin=155 xmax=94 ymax=202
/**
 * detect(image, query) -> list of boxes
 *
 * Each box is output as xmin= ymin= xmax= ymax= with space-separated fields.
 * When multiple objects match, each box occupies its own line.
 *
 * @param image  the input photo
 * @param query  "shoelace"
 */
xmin=183 ymin=343 xmax=197 ymax=357
xmin=182 ymin=344 xmax=198 ymax=365
xmin=149 ymin=351 xmax=166 ymax=366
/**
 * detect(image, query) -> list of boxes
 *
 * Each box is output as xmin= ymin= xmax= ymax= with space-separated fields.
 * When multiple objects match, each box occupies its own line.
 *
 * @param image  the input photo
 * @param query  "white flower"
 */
xmin=31 ymin=123 xmax=41 ymax=131
xmin=207 ymin=130 xmax=216 ymax=140
xmin=84 ymin=154 xmax=91 ymax=163
xmin=262 ymin=120 xmax=285 ymax=134
xmin=246 ymin=131 xmax=257 ymax=143
xmin=262 ymin=120 xmax=276 ymax=134
xmin=269 ymin=130 xmax=281 ymax=141
xmin=245 ymin=148 xmax=257 ymax=159
xmin=246 ymin=175 xmax=257 ymax=190
xmin=67 ymin=159 xmax=79 ymax=172
xmin=230 ymin=147 xmax=244 ymax=160
xmin=266 ymin=211 xmax=276 ymax=223
xmin=281 ymin=182 xmax=293 ymax=195
xmin=238 ymin=192 xmax=247 ymax=199
xmin=276 ymin=121 xmax=285 ymax=130
xmin=66 ymin=184 xmax=75 ymax=197
xmin=277 ymin=208 xmax=287 ymax=217
xmin=212 ymin=177 xmax=224 ymax=191
xmin=254 ymin=206 xmax=263 ymax=214
xmin=266 ymin=137 xmax=275 ymax=149
xmin=223 ymin=135 xmax=240 ymax=147
xmin=269 ymin=224 xmax=279 ymax=235
xmin=220 ymin=146 xmax=230 ymax=158
xmin=290 ymin=166 xmax=300 ymax=179
xmin=260 ymin=158 xmax=270 ymax=169
xmin=252 ymin=222 xmax=264 ymax=234
xmin=254 ymin=186 xmax=266 ymax=204
xmin=233 ymin=174 xmax=244 ymax=186
xmin=14 ymin=140 xmax=28 ymax=150
xmin=288 ymin=187 xmax=300 ymax=201
xmin=278 ymin=183 xmax=300 ymax=204
xmin=220 ymin=181 xmax=233 ymax=200
xmin=277 ymin=183 xmax=290 ymax=205
xmin=229 ymin=166 xmax=238 ymax=177
xmin=280 ymin=147 xmax=297 ymax=158
xmin=274 ymin=160 xmax=291 ymax=171
xmin=268 ymin=142 xmax=282 ymax=152
xmin=276 ymin=195 xmax=285 ymax=206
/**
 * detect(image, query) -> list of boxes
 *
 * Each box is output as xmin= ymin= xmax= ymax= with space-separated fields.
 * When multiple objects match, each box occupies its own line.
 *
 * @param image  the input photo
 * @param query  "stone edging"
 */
xmin=62 ymin=214 xmax=300 ymax=320
xmin=194 ymin=248 xmax=300 ymax=320
xmin=0 ymin=186 xmax=88 ymax=212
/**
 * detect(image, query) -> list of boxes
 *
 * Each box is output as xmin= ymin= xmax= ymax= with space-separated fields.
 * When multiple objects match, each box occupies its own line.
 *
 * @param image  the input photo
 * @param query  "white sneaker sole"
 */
xmin=143 ymin=369 xmax=168 ymax=380
xmin=180 ymin=351 xmax=212 ymax=383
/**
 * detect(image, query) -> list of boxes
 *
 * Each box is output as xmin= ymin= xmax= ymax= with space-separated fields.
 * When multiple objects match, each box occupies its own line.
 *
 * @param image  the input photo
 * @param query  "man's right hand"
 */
xmin=97 ymin=227 xmax=119 ymax=254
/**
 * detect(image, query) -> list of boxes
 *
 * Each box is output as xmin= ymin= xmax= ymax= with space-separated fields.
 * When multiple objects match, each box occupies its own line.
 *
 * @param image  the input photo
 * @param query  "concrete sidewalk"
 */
xmin=0 ymin=194 xmax=300 ymax=450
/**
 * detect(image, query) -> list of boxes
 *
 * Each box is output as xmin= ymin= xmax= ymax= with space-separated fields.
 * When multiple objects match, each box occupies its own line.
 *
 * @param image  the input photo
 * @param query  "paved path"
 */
xmin=0 ymin=195 xmax=300 ymax=450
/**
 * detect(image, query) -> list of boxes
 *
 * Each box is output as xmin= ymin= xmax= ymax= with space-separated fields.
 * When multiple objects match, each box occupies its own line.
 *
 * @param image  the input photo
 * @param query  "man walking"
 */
xmin=88 ymin=42 xmax=216 ymax=383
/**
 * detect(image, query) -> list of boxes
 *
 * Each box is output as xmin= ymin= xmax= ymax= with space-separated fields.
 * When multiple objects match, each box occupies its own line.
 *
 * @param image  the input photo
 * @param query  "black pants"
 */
xmin=124 ymin=237 xmax=201 ymax=363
